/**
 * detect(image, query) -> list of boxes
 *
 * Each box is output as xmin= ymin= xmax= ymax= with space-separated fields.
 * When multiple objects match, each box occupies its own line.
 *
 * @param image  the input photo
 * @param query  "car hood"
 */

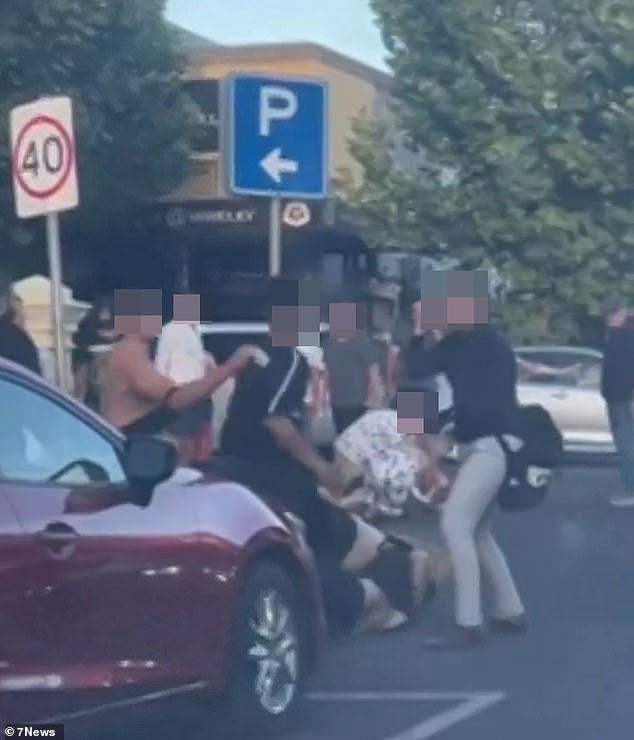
xmin=154 ymin=465 xmax=293 ymax=548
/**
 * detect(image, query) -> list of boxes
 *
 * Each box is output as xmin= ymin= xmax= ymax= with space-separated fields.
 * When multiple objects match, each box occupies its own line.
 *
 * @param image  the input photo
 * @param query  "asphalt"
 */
xmin=77 ymin=465 xmax=634 ymax=739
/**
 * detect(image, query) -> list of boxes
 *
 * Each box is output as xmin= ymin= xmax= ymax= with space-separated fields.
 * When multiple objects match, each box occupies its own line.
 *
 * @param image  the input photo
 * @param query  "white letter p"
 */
xmin=259 ymin=86 xmax=298 ymax=136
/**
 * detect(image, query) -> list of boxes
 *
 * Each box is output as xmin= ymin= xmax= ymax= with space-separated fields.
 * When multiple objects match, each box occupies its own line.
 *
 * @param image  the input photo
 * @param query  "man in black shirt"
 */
xmin=0 ymin=272 xmax=41 ymax=376
xmin=600 ymin=295 xmax=634 ymax=508
xmin=218 ymin=280 xmax=435 ymax=636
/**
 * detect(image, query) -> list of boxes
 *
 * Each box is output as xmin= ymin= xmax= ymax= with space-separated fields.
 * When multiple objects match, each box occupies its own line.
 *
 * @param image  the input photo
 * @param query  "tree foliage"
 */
xmin=0 ymin=0 xmax=196 ymax=243
xmin=347 ymin=0 xmax=634 ymax=341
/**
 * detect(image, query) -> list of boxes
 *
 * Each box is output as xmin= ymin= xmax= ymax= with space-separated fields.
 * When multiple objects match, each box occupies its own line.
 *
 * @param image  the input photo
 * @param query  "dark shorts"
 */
xmin=168 ymin=400 xmax=212 ymax=438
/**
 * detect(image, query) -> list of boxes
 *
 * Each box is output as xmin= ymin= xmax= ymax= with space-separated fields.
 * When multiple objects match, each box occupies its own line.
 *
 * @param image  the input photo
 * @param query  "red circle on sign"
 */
xmin=12 ymin=115 xmax=75 ymax=200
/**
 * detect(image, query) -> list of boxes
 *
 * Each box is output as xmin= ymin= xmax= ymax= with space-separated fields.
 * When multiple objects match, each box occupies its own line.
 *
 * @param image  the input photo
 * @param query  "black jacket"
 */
xmin=0 ymin=315 xmax=42 ymax=376
xmin=601 ymin=317 xmax=634 ymax=401
xmin=404 ymin=326 xmax=519 ymax=443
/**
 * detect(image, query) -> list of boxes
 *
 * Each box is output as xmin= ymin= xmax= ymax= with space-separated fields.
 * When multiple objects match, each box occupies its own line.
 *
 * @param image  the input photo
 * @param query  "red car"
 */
xmin=0 ymin=359 xmax=325 ymax=737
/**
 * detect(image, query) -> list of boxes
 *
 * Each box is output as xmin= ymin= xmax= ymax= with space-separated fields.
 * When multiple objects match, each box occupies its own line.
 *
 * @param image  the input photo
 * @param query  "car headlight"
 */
xmin=283 ymin=511 xmax=307 ymax=542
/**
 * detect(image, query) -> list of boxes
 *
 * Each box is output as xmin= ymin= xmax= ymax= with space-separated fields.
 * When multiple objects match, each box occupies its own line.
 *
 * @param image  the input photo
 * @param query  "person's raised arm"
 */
xmin=125 ymin=343 xmax=257 ymax=410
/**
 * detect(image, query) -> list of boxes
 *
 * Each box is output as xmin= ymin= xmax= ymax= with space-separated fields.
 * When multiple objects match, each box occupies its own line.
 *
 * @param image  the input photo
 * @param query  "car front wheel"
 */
xmin=226 ymin=562 xmax=307 ymax=738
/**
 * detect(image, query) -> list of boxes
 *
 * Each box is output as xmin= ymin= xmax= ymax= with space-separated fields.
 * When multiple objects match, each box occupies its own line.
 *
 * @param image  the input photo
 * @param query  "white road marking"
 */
xmin=28 ymin=681 xmax=208 ymax=724
xmin=309 ymin=691 xmax=507 ymax=740
xmin=30 ymin=685 xmax=505 ymax=739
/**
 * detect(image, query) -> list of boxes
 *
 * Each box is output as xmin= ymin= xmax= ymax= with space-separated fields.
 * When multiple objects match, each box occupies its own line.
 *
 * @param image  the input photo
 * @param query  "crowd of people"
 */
xmin=2 ymin=269 xmax=634 ymax=649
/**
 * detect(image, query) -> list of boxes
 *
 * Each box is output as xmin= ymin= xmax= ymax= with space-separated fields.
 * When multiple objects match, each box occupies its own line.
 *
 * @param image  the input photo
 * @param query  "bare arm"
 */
xmin=517 ymin=357 xmax=576 ymax=378
xmin=264 ymin=417 xmax=329 ymax=476
xmin=264 ymin=416 xmax=342 ymax=495
xmin=126 ymin=344 xmax=254 ymax=410
xmin=308 ymin=367 xmax=322 ymax=413
xmin=366 ymin=363 xmax=385 ymax=408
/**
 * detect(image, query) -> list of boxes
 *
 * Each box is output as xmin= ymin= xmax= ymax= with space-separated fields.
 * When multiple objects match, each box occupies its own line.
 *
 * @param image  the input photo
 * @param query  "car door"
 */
xmin=516 ymin=348 xmax=608 ymax=450
xmin=563 ymin=362 xmax=612 ymax=450
xmin=517 ymin=372 xmax=574 ymax=435
xmin=0 ymin=491 xmax=42 ymax=689
xmin=0 ymin=372 xmax=209 ymax=694
xmin=515 ymin=349 xmax=576 ymax=437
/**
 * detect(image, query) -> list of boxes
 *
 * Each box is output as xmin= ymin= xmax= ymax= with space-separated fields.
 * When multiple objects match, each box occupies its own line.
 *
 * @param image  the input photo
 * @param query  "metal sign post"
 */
xmin=45 ymin=213 xmax=66 ymax=387
xmin=224 ymin=74 xmax=329 ymax=276
xmin=10 ymin=96 xmax=79 ymax=391
xmin=269 ymin=196 xmax=282 ymax=276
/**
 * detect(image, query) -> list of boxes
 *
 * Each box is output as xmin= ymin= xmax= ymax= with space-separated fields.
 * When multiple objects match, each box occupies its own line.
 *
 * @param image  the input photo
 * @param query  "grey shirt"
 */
xmin=323 ymin=332 xmax=378 ymax=407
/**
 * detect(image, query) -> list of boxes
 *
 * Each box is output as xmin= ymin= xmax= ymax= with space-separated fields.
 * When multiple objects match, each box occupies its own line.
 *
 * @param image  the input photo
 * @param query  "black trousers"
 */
xmin=332 ymin=405 xmax=368 ymax=436
xmin=204 ymin=455 xmax=366 ymax=636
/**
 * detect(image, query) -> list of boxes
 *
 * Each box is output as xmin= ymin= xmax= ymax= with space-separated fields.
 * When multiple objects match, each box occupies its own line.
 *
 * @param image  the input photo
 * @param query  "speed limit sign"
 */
xmin=10 ymin=96 xmax=79 ymax=219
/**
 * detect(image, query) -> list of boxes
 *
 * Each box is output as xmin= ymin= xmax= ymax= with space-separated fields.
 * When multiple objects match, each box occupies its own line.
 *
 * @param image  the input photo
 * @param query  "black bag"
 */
xmin=497 ymin=404 xmax=564 ymax=512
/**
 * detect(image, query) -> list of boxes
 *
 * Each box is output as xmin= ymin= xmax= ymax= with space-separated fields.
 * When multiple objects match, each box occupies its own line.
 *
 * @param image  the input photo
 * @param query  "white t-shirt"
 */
xmin=297 ymin=345 xmax=324 ymax=405
xmin=155 ymin=322 xmax=207 ymax=384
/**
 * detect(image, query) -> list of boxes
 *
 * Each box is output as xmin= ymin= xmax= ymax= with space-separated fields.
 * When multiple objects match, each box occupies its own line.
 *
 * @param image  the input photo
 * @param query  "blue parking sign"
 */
xmin=225 ymin=74 xmax=329 ymax=199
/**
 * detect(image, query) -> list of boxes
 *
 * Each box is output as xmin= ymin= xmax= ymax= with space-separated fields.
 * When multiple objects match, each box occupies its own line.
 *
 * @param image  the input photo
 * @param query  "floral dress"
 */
xmin=334 ymin=409 xmax=423 ymax=519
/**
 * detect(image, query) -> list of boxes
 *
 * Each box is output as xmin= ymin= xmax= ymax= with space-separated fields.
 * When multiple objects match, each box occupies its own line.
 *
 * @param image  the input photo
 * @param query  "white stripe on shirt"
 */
xmin=268 ymin=349 xmax=300 ymax=415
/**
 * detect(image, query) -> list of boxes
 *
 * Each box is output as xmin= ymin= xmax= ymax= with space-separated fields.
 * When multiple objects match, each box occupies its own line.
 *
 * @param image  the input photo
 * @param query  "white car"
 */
xmin=515 ymin=345 xmax=613 ymax=455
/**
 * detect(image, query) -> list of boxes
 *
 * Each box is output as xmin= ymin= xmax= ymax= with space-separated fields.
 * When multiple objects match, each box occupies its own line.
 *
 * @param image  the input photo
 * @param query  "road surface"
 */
xmin=74 ymin=465 xmax=634 ymax=739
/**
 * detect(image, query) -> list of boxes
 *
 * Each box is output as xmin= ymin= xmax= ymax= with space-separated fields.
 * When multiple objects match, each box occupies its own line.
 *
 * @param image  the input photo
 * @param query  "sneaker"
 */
xmin=610 ymin=494 xmax=634 ymax=508
xmin=354 ymin=581 xmax=407 ymax=635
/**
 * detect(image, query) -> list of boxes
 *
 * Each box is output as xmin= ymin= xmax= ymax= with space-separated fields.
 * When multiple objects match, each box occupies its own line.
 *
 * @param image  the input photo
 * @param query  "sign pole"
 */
xmin=269 ymin=196 xmax=282 ymax=276
xmin=45 ymin=212 xmax=66 ymax=390
xmin=10 ymin=96 xmax=79 ymax=392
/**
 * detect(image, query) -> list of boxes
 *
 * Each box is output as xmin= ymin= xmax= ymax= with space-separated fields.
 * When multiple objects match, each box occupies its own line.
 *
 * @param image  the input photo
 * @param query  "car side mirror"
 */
xmin=122 ymin=435 xmax=178 ymax=507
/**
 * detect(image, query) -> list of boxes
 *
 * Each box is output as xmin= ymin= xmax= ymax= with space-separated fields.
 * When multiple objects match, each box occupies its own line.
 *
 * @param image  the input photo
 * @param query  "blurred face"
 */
xmin=328 ymin=302 xmax=366 ymax=341
xmin=113 ymin=288 xmax=163 ymax=340
xmin=173 ymin=293 xmax=200 ymax=324
xmin=396 ymin=390 xmax=439 ymax=435
xmin=269 ymin=277 xmax=322 ymax=347
xmin=270 ymin=304 xmax=320 ymax=347
xmin=606 ymin=308 xmax=627 ymax=328
xmin=414 ymin=269 xmax=490 ymax=333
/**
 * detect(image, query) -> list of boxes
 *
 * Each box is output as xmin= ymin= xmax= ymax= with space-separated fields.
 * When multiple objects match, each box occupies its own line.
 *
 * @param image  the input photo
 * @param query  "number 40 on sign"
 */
xmin=10 ymin=96 xmax=79 ymax=219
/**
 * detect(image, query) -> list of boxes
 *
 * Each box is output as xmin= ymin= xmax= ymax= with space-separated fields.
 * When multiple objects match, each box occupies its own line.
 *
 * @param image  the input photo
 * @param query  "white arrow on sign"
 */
xmin=260 ymin=147 xmax=298 ymax=183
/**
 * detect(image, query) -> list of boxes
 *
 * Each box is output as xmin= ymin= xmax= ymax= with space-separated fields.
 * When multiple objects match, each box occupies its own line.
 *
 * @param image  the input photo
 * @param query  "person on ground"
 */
xmin=217 ymin=280 xmax=436 ymax=638
xmin=100 ymin=288 xmax=258 ymax=438
xmin=324 ymin=302 xmax=385 ymax=435
xmin=600 ymin=294 xmax=634 ymax=508
xmin=0 ymin=272 xmax=42 ymax=376
xmin=405 ymin=272 xmax=527 ymax=650
xmin=332 ymin=400 xmax=451 ymax=520
xmin=154 ymin=293 xmax=215 ymax=465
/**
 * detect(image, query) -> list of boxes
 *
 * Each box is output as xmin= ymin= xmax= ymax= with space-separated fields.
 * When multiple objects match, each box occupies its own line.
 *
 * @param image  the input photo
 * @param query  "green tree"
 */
xmin=0 ymin=0 xmax=196 ymax=249
xmin=347 ymin=0 xmax=634 ymax=341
